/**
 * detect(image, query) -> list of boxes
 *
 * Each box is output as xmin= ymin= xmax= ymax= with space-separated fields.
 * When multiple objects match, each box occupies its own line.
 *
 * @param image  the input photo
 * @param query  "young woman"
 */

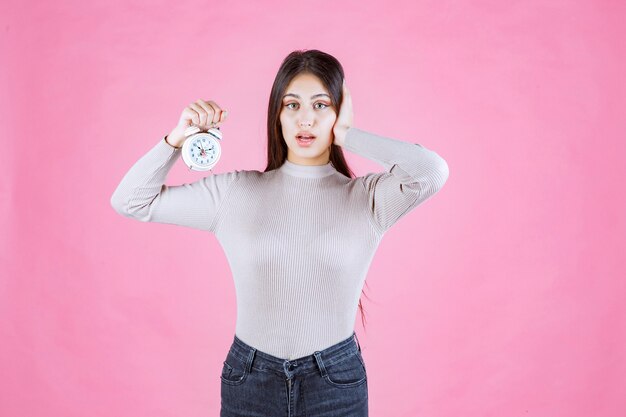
xmin=111 ymin=49 xmax=449 ymax=417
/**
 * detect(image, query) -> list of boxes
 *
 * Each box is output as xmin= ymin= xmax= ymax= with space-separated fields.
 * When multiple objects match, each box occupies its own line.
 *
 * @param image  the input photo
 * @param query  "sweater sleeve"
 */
xmin=342 ymin=127 xmax=449 ymax=234
xmin=110 ymin=136 xmax=240 ymax=232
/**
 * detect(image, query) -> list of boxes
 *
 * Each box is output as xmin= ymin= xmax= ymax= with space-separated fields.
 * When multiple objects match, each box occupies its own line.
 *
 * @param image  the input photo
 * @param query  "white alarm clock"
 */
xmin=180 ymin=124 xmax=223 ymax=171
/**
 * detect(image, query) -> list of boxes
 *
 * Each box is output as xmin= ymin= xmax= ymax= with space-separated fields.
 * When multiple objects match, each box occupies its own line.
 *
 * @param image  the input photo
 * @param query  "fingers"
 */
xmin=200 ymin=100 xmax=219 ymax=125
xmin=188 ymin=103 xmax=205 ymax=125
xmin=201 ymin=99 xmax=227 ymax=125
xmin=188 ymin=99 xmax=228 ymax=128
xmin=195 ymin=101 xmax=213 ymax=125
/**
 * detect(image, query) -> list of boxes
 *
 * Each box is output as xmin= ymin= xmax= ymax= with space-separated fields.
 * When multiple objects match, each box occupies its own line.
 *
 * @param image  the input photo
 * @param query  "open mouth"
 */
xmin=296 ymin=135 xmax=316 ymax=146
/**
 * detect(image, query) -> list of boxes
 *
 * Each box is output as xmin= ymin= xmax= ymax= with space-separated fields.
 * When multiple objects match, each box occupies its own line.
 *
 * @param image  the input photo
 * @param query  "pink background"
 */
xmin=2 ymin=1 xmax=625 ymax=416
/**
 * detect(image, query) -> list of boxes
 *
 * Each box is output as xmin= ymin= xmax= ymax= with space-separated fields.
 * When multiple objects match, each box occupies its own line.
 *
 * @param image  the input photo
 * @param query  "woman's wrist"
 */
xmin=164 ymin=134 xmax=182 ymax=149
xmin=333 ymin=126 xmax=350 ymax=146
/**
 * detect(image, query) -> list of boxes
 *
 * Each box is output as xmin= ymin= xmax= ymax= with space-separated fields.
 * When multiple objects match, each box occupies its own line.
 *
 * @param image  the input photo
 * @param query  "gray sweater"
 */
xmin=111 ymin=127 xmax=449 ymax=360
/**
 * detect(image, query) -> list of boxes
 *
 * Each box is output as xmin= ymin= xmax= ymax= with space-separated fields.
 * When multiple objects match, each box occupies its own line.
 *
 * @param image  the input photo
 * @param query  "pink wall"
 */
xmin=2 ymin=1 xmax=625 ymax=416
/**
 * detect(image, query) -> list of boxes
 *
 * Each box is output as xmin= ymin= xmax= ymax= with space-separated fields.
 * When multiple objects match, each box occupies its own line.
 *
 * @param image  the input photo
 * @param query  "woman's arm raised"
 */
xmin=334 ymin=80 xmax=449 ymax=234
xmin=341 ymin=127 xmax=450 ymax=234
xmin=110 ymin=136 xmax=240 ymax=233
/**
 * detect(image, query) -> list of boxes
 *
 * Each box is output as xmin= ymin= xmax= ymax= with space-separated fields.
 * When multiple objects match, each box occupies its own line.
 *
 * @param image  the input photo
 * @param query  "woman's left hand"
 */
xmin=333 ymin=79 xmax=353 ymax=146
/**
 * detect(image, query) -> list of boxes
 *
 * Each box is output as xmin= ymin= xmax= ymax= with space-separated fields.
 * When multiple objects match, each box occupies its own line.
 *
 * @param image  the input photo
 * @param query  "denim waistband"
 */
xmin=228 ymin=331 xmax=362 ymax=379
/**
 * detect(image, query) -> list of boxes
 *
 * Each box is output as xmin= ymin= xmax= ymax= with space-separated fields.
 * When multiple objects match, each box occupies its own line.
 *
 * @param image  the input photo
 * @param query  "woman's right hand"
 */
xmin=166 ymin=99 xmax=229 ymax=148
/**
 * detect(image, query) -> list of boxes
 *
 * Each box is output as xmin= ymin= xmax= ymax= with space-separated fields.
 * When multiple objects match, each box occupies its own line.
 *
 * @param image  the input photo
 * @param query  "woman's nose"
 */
xmin=298 ymin=107 xmax=316 ymax=123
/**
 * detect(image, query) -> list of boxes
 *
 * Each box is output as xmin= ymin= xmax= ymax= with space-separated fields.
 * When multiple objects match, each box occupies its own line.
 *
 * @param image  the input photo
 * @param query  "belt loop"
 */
xmin=354 ymin=331 xmax=361 ymax=352
xmin=245 ymin=347 xmax=256 ymax=373
xmin=313 ymin=351 xmax=327 ymax=378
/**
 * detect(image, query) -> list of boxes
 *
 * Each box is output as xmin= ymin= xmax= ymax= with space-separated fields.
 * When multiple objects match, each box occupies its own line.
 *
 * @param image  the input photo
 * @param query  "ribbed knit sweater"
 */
xmin=110 ymin=127 xmax=449 ymax=360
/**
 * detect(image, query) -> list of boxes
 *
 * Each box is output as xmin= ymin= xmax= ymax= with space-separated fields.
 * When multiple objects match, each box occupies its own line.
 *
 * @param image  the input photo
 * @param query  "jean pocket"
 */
xmin=323 ymin=351 xmax=367 ymax=388
xmin=220 ymin=351 xmax=250 ymax=386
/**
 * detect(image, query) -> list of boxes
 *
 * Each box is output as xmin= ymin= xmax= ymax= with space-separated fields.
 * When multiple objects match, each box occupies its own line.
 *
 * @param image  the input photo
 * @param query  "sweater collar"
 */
xmin=279 ymin=159 xmax=336 ymax=178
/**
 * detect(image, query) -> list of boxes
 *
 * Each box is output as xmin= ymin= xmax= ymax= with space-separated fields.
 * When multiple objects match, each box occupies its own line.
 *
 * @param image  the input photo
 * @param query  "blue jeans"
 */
xmin=220 ymin=331 xmax=368 ymax=416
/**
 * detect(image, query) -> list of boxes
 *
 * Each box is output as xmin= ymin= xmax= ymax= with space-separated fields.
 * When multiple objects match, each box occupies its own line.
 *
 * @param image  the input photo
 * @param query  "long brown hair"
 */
xmin=263 ymin=49 xmax=371 ymax=331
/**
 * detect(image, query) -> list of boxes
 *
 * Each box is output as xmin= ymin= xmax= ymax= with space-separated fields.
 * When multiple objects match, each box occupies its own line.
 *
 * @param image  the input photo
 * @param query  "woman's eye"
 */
xmin=284 ymin=103 xmax=329 ymax=109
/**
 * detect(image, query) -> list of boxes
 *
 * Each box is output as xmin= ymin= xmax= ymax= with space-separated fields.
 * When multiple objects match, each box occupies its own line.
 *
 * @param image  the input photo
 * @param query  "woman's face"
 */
xmin=280 ymin=73 xmax=337 ymax=165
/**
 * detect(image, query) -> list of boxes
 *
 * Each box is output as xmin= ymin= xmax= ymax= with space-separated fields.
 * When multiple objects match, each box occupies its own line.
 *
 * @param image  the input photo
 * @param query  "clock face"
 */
xmin=189 ymin=135 xmax=219 ymax=165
